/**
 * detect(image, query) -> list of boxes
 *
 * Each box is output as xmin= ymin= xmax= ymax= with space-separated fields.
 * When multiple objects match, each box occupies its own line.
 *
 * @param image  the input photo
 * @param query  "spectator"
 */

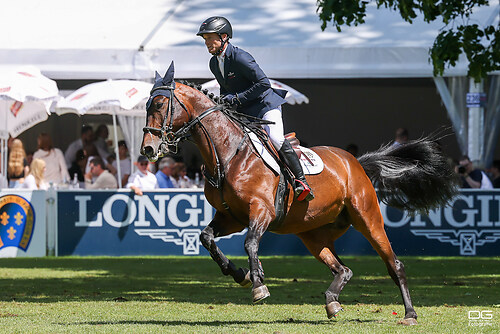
xmin=108 ymin=140 xmax=131 ymax=187
xmin=488 ymin=160 xmax=500 ymax=188
xmin=84 ymin=157 xmax=118 ymax=189
xmin=155 ymin=157 xmax=176 ymax=188
xmin=83 ymin=143 xmax=101 ymax=177
xmin=26 ymin=150 xmax=34 ymax=166
xmin=64 ymin=125 xmax=94 ymax=168
xmin=456 ymin=155 xmax=493 ymax=189
xmin=392 ymin=128 xmax=409 ymax=147
xmin=172 ymin=162 xmax=193 ymax=188
xmin=67 ymin=149 xmax=86 ymax=185
xmin=33 ymin=133 xmax=70 ymax=185
xmin=7 ymin=138 xmax=29 ymax=188
xmin=21 ymin=158 xmax=48 ymax=190
xmin=94 ymin=124 xmax=111 ymax=159
xmin=126 ymin=155 xmax=159 ymax=196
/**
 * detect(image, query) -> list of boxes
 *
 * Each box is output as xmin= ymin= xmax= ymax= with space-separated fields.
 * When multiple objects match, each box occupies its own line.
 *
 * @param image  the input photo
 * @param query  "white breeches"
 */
xmin=261 ymin=107 xmax=285 ymax=150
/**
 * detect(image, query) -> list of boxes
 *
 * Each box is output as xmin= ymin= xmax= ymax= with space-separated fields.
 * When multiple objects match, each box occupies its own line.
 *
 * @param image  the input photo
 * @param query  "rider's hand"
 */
xmin=223 ymin=94 xmax=240 ymax=106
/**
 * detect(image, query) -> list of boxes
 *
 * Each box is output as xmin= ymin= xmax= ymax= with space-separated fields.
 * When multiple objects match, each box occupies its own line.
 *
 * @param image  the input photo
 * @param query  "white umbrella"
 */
xmin=0 ymin=66 xmax=60 ymax=178
xmin=201 ymin=79 xmax=309 ymax=105
xmin=56 ymin=79 xmax=152 ymax=186
xmin=56 ymin=79 xmax=151 ymax=116
xmin=0 ymin=66 xmax=59 ymax=137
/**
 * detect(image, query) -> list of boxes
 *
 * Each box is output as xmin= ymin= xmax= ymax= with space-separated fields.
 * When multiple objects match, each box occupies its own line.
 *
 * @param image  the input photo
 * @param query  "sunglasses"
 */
xmin=139 ymin=162 xmax=149 ymax=166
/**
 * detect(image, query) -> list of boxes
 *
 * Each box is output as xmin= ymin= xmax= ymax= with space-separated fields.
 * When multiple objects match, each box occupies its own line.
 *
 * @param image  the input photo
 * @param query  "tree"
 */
xmin=317 ymin=0 xmax=499 ymax=82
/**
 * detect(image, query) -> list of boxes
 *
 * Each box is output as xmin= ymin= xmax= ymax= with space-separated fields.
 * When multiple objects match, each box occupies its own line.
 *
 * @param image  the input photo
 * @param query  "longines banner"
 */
xmin=0 ymin=190 xmax=46 ymax=257
xmin=56 ymin=189 xmax=500 ymax=257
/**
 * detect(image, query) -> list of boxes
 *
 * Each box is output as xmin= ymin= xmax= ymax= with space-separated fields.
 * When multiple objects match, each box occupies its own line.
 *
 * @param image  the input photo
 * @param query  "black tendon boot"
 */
xmin=278 ymin=140 xmax=314 ymax=201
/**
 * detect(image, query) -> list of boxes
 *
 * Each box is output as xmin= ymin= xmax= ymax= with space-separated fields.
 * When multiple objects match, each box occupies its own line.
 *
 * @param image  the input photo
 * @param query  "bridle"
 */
xmin=142 ymin=84 xmax=226 ymax=175
xmin=142 ymin=84 xmax=224 ymax=155
xmin=142 ymin=82 xmax=276 ymax=223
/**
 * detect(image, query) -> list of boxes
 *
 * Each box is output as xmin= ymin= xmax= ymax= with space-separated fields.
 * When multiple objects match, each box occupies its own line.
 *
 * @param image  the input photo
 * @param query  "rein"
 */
xmin=142 ymin=83 xmax=276 ymax=223
xmin=142 ymin=84 xmax=235 ymax=189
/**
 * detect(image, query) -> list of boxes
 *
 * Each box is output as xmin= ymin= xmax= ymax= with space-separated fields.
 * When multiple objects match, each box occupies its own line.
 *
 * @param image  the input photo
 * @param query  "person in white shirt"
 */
xmin=126 ymin=155 xmax=158 ymax=196
xmin=64 ymin=125 xmax=94 ymax=168
xmin=21 ymin=159 xmax=48 ymax=190
xmin=33 ymin=133 xmax=70 ymax=185
xmin=93 ymin=124 xmax=111 ymax=157
xmin=109 ymin=140 xmax=131 ymax=187
xmin=84 ymin=157 xmax=118 ymax=189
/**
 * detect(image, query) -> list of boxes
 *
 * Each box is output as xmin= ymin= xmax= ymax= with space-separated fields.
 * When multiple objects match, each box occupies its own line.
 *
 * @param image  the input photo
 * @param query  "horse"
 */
xmin=141 ymin=66 xmax=457 ymax=325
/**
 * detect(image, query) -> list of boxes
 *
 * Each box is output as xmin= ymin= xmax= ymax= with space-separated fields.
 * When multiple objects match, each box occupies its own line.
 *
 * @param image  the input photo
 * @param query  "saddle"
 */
xmin=245 ymin=129 xmax=324 ymax=230
xmin=246 ymin=129 xmax=324 ymax=176
xmin=285 ymin=132 xmax=302 ymax=159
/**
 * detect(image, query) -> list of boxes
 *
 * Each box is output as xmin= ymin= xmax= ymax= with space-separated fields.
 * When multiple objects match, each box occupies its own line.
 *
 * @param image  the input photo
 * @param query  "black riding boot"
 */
xmin=278 ymin=139 xmax=314 ymax=201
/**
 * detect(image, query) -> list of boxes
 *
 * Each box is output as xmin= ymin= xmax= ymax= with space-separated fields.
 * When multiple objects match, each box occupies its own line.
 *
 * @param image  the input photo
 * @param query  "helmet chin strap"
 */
xmin=214 ymin=35 xmax=228 ymax=56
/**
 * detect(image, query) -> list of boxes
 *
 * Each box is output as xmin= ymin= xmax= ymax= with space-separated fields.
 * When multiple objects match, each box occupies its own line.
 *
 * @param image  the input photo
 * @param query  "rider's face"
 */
xmin=202 ymin=33 xmax=226 ymax=55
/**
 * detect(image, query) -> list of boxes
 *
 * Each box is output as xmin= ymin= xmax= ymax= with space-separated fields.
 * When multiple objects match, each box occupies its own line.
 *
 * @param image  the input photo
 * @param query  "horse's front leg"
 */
xmin=245 ymin=204 xmax=273 ymax=303
xmin=200 ymin=212 xmax=251 ymax=287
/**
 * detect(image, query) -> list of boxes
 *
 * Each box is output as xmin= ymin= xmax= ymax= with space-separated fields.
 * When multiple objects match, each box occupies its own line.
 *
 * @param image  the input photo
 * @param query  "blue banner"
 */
xmin=57 ymin=189 xmax=500 ymax=257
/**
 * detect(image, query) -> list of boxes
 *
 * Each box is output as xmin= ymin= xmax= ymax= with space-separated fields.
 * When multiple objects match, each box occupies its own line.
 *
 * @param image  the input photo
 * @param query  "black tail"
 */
xmin=358 ymin=137 xmax=459 ymax=215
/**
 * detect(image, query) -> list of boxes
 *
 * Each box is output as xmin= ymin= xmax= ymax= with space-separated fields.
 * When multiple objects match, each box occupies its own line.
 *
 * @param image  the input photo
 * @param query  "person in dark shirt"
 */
xmin=489 ymin=160 xmax=500 ymax=188
xmin=456 ymin=155 xmax=493 ymax=189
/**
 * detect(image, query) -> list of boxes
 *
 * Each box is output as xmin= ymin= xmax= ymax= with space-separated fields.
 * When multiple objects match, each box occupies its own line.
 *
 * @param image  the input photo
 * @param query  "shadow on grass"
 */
xmin=60 ymin=318 xmax=382 ymax=327
xmin=0 ymin=256 xmax=498 ymax=307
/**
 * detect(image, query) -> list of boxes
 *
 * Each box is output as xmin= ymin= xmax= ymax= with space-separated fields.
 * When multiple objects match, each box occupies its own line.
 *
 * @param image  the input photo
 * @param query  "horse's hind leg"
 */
xmin=200 ymin=212 xmax=251 ymax=287
xmin=349 ymin=197 xmax=418 ymax=325
xmin=297 ymin=225 xmax=352 ymax=319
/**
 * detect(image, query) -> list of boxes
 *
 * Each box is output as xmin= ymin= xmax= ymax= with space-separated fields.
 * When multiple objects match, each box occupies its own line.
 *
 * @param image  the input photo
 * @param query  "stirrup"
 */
xmin=294 ymin=179 xmax=314 ymax=201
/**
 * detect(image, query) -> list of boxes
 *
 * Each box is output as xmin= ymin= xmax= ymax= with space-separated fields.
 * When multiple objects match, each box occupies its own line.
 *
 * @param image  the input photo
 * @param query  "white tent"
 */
xmin=0 ymin=0 xmax=497 ymax=80
xmin=1 ymin=0 xmax=498 ymax=165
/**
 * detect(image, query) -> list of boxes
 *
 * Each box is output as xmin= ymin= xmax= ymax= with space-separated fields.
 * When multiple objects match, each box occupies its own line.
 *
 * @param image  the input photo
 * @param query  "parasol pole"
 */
xmin=112 ymin=112 xmax=122 ymax=187
xmin=0 ymin=101 xmax=8 ymax=182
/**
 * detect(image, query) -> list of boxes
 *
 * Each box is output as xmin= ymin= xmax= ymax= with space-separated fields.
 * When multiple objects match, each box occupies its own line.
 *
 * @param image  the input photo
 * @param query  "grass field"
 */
xmin=0 ymin=256 xmax=498 ymax=333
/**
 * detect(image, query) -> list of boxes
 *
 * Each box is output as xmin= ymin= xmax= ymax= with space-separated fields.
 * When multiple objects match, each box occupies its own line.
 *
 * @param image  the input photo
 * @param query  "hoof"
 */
xmin=398 ymin=318 xmax=418 ymax=326
xmin=239 ymin=269 xmax=252 ymax=288
xmin=252 ymin=285 xmax=270 ymax=303
xmin=325 ymin=301 xmax=343 ymax=319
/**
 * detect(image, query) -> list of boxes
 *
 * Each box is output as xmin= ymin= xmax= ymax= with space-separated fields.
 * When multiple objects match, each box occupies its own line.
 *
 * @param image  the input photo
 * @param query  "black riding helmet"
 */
xmin=197 ymin=16 xmax=232 ymax=38
xmin=197 ymin=16 xmax=232 ymax=55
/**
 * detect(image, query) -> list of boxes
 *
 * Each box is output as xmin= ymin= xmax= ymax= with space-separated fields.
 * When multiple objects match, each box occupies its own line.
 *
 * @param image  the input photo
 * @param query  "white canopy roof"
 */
xmin=1 ymin=0 xmax=497 ymax=79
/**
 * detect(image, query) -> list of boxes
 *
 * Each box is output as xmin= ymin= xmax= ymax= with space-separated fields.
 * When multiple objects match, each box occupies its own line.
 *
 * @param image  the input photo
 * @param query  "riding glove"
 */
xmin=223 ymin=94 xmax=241 ymax=106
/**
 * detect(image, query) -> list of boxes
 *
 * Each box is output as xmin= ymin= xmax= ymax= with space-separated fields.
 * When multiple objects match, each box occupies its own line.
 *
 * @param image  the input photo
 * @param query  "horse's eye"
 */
xmin=155 ymin=102 xmax=164 ymax=109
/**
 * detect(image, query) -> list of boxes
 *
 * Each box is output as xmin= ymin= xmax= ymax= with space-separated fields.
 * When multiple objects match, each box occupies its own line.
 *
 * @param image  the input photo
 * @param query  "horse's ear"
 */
xmin=154 ymin=71 xmax=162 ymax=83
xmin=162 ymin=61 xmax=175 ymax=85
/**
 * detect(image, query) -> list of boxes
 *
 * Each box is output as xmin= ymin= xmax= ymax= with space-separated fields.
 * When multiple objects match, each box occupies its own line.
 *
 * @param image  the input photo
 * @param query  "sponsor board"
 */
xmin=56 ymin=189 xmax=500 ymax=256
xmin=381 ymin=190 xmax=500 ymax=256
xmin=0 ymin=190 xmax=46 ymax=257
xmin=57 ymin=190 xmax=246 ymax=256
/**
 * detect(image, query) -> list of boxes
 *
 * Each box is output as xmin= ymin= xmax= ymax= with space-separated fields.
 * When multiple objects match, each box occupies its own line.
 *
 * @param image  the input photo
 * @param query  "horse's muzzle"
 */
xmin=141 ymin=146 xmax=158 ymax=161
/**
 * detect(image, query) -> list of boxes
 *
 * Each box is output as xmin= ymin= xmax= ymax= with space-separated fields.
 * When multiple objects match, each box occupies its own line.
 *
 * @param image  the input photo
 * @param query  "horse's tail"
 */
xmin=357 ymin=136 xmax=459 ymax=215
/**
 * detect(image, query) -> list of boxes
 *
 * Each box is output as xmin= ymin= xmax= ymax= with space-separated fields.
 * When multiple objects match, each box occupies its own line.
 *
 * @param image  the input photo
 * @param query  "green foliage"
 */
xmin=317 ymin=0 xmax=499 ymax=81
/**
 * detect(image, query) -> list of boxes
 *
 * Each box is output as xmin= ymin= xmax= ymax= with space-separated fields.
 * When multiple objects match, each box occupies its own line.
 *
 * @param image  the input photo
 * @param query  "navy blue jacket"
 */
xmin=209 ymin=43 xmax=287 ymax=118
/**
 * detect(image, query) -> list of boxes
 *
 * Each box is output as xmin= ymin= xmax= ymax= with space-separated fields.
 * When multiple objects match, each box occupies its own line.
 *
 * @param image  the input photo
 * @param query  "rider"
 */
xmin=197 ymin=16 xmax=314 ymax=201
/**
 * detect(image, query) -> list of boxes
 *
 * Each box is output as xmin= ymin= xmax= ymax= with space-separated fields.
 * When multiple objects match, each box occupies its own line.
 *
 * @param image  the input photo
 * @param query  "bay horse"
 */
xmin=141 ymin=67 xmax=457 ymax=325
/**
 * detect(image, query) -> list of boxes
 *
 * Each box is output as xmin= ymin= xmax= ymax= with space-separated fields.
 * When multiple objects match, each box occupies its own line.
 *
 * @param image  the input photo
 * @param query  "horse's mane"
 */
xmin=177 ymin=80 xmax=272 ymax=139
xmin=178 ymin=80 xmax=224 ymax=106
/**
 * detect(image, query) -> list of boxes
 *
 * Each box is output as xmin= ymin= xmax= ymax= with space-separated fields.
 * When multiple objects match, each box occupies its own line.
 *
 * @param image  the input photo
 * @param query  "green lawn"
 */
xmin=0 ymin=256 xmax=498 ymax=333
